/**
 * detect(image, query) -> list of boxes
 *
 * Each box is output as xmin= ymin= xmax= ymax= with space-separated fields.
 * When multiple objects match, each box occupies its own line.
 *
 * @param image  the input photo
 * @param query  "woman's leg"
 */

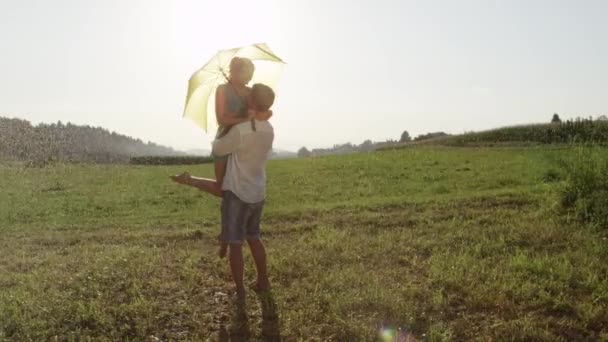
xmin=214 ymin=159 xmax=227 ymax=193
xmin=170 ymin=172 xmax=223 ymax=197
xmin=189 ymin=176 xmax=223 ymax=197
xmin=170 ymin=159 xmax=226 ymax=198
xmin=193 ymin=159 xmax=227 ymax=197
xmin=214 ymin=160 xmax=229 ymax=257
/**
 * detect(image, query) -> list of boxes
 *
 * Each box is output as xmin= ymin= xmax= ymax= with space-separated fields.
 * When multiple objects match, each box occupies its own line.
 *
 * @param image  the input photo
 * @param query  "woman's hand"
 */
xmin=255 ymin=110 xmax=273 ymax=121
xmin=170 ymin=172 xmax=192 ymax=185
xmin=246 ymin=109 xmax=273 ymax=121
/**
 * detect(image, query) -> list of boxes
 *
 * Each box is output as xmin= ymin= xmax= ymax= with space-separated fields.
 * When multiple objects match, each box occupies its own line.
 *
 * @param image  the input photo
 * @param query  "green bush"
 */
xmin=558 ymin=146 xmax=608 ymax=230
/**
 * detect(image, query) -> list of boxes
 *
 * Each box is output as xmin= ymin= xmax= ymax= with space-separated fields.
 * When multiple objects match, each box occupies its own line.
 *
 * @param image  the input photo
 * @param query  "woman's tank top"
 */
xmin=225 ymin=85 xmax=248 ymax=118
xmin=216 ymin=84 xmax=248 ymax=138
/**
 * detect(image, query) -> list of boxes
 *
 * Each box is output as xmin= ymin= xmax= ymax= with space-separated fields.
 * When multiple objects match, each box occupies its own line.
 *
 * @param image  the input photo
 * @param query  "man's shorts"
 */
xmin=220 ymin=191 xmax=265 ymax=244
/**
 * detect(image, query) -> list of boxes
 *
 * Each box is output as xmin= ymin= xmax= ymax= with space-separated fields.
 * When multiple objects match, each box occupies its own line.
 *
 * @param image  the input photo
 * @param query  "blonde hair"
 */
xmin=229 ymin=57 xmax=254 ymax=78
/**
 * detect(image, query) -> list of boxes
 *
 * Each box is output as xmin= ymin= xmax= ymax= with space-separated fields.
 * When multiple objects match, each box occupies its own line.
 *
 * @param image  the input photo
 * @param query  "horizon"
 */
xmin=1 ymin=0 xmax=607 ymax=152
xmin=2 ymin=112 xmax=606 ymax=154
xmin=0 ymin=113 xmax=608 ymax=154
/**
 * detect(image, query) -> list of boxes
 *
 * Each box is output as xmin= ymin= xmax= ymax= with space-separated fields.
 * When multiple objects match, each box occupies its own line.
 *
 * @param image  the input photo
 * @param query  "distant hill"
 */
xmin=0 ymin=116 xmax=183 ymax=165
xmin=295 ymin=139 xmax=398 ymax=158
xmin=272 ymin=148 xmax=297 ymax=159
xmin=184 ymin=148 xmax=211 ymax=156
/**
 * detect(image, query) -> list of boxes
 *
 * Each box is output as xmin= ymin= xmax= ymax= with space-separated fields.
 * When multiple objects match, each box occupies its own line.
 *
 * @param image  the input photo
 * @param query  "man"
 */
xmin=212 ymin=114 xmax=274 ymax=300
xmin=170 ymin=85 xmax=276 ymax=301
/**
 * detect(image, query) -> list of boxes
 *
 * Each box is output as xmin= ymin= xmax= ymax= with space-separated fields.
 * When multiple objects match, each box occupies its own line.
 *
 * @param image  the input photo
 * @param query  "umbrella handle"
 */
xmin=220 ymin=68 xmax=229 ymax=82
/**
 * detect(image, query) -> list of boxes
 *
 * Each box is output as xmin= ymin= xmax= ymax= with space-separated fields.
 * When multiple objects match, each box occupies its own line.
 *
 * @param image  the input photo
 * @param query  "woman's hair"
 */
xmin=250 ymin=84 xmax=275 ymax=111
xmin=229 ymin=57 xmax=254 ymax=78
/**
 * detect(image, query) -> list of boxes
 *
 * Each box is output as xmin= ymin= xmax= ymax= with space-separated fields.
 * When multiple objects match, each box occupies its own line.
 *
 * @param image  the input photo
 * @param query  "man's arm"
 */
xmin=212 ymin=125 xmax=242 ymax=157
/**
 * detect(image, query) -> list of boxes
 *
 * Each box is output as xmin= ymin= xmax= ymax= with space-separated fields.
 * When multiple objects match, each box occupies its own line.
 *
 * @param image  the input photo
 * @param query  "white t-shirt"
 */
xmin=212 ymin=120 xmax=274 ymax=203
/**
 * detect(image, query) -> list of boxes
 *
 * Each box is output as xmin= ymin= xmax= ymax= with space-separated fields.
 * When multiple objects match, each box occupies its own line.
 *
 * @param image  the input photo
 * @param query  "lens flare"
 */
xmin=379 ymin=325 xmax=416 ymax=342
xmin=380 ymin=327 xmax=396 ymax=341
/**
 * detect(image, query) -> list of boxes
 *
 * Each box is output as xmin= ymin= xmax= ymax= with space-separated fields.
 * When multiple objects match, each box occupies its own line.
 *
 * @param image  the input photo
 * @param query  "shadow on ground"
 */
xmin=219 ymin=291 xmax=281 ymax=341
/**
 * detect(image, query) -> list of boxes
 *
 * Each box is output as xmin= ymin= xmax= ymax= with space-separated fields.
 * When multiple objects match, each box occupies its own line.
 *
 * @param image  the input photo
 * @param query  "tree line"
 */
xmin=296 ymin=131 xmax=449 ymax=158
xmin=0 ymin=117 xmax=182 ymax=166
xmin=296 ymin=114 xmax=608 ymax=157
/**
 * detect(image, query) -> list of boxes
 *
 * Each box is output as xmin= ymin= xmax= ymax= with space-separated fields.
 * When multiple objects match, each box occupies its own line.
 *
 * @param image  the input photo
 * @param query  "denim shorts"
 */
xmin=220 ymin=191 xmax=265 ymax=244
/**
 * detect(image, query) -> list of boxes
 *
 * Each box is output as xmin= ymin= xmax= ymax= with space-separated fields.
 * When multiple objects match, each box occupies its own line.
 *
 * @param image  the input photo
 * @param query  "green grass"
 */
xmin=1 ymin=147 xmax=607 ymax=341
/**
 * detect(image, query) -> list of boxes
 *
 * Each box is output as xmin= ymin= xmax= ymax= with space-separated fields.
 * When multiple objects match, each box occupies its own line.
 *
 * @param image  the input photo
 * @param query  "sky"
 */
xmin=1 ymin=0 xmax=607 ymax=152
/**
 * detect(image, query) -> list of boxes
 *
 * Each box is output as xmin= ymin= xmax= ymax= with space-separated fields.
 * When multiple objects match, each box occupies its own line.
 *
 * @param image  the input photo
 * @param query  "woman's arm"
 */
xmin=215 ymin=85 xmax=253 ymax=126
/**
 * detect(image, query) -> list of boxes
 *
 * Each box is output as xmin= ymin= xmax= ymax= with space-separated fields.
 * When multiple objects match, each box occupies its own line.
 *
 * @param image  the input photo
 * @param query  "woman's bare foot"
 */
xmin=217 ymin=233 xmax=227 ymax=258
xmin=170 ymin=172 xmax=191 ymax=185
xmin=219 ymin=242 xmax=228 ymax=258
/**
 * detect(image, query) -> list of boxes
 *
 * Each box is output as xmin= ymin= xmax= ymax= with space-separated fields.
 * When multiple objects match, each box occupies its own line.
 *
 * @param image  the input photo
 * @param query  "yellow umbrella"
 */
xmin=183 ymin=43 xmax=285 ymax=133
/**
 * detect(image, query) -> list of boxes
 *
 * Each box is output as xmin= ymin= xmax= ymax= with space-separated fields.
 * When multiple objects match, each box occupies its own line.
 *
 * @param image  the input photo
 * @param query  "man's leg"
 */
xmin=229 ymin=243 xmax=246 ymax=299
xmin=222 ymin=191 xmax=249 ymax=299
xmin=247 ymin=239 xmax=271 ymax=291
xmin=245 ymin=200 xmax=270 ymax=292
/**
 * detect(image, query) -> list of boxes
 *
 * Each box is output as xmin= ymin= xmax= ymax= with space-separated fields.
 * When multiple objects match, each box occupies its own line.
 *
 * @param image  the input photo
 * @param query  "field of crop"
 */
xmin=379 ymin=120 xmax=608 ymax=149
xmin=1 ymin=147 xmax=607 ymax=341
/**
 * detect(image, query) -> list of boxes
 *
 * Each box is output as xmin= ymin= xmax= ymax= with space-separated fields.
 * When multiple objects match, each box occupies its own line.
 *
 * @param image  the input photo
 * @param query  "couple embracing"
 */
xmin=171 ymin=56 xmax=276 ymax=303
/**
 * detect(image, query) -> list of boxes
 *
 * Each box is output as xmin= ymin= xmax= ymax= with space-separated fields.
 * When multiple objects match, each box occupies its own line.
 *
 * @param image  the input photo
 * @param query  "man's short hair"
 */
xmin=250 ymin=84 xmax=275 ymax=111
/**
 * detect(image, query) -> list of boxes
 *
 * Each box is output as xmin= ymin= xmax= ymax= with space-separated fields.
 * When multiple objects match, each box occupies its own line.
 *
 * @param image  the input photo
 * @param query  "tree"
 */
xmin=297 ymin=147 xmax=312 ymax=158
xmin=360 ymin=139 xmax=374 ymax=152
xmin=400 ymin=130 xmax=411 ymax=143
xmin=551 ymin=113 xmax=562 ymax=124
xmin=597 ymin=115 xmax=608 ymax=121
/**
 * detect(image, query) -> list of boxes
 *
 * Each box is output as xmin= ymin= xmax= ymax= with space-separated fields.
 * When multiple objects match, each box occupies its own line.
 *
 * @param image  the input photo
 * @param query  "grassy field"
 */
xmin=1 ymin=147 xmax=607 ymax=341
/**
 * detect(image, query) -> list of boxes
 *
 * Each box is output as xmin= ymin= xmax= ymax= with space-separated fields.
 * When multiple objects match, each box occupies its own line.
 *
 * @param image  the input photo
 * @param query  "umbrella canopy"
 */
xmin=183 ymin=43 xmax=285 ymax=133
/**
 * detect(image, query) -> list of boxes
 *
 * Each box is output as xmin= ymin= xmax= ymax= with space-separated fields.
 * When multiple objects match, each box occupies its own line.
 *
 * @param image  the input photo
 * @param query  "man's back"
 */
xmin=213 ymin=120 xmax=274 ymax=203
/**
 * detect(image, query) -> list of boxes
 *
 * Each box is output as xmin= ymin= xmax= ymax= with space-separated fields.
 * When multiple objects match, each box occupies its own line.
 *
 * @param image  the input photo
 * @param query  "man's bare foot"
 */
xmin=235 ymin=287 xmax=247 ymax=306
xmin=170 ymin=172 xmax=191 ymax=185
xmin=249 ymin=280 xmax=271 ymax=293
xmin=217 ymin=234 xmax=227 ymax=258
